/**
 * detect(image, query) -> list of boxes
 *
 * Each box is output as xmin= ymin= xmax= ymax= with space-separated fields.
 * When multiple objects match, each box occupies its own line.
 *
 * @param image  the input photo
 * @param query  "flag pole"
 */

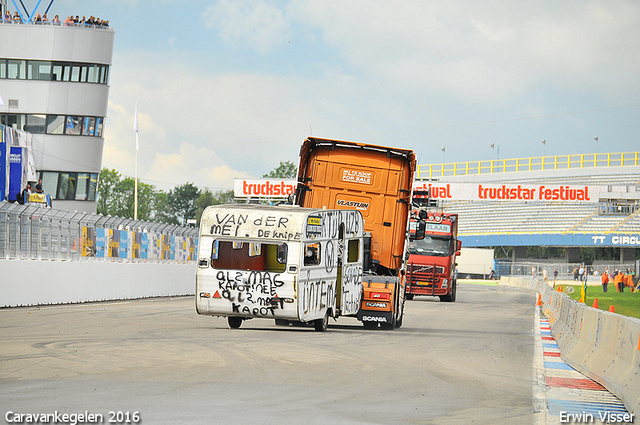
xmin=134 ymin=101 xmax=139 ymax=220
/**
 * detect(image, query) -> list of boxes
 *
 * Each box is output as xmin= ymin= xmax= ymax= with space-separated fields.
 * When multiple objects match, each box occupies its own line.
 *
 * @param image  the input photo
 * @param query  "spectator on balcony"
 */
xmin=52 ymin=15 xmax=60 ymax=25
xmin=42 ymin=13 xmax=49 ymax=23
xmin=34 ymin=13 xmax=42 ymax=23
xmin=64 ymin=15 xmax=73 ymax=25
xmin=13 ymin=11 xmax=22 ymax=22
xmin=4 ymin=10 xmax=11 ymax=22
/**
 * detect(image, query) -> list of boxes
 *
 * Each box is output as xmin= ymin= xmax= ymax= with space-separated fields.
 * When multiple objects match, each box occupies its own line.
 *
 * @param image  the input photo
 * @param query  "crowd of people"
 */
xmin=2 ymin=10 xmax=109 ymax=28
xmin=598 ymin=267 xmax=638 ymax=293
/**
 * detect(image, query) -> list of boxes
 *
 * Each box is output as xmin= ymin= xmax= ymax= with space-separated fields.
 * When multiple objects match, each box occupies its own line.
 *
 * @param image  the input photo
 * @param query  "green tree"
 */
xmin=263 ymin=161 xmax=297 ymax=178
xmin=152 ymin=191 xmax=178 ymax=225
xmin=97 ymin=168 xmax=121 ymax=215
xmin=195 ymin=189 xmax=236 ymax=225
xmin=169 ymin=182 xmax=200 ymax=225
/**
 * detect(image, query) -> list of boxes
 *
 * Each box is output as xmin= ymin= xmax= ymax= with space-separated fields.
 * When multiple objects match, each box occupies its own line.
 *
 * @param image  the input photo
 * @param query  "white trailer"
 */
xmin=195 ymin=204 xmax=364 ymax=331
xmin=455 ymin=247 xmax=495 ymax=278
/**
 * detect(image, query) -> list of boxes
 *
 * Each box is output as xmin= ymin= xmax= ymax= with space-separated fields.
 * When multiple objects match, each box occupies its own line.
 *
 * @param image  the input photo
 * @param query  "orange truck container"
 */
xmin=295 ymin=137 xmax=416 ymax=329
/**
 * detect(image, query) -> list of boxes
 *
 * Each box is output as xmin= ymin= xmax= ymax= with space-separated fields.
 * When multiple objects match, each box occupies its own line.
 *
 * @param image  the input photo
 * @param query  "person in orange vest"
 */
xmin=614 ymin=270 xmax=624 ymax=293
xmin=601 ymin=270 xmax=609 ymax=293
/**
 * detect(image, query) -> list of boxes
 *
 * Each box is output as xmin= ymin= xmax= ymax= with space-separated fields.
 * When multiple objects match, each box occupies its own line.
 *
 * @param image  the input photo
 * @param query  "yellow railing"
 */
xmin=416 ymin=152 xmax=640 ymax=179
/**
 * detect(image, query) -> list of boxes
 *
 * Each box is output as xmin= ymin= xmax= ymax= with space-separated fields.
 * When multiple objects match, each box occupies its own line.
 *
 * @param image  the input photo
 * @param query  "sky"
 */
xmin=46 ymin=0 xmax=640 ymax=191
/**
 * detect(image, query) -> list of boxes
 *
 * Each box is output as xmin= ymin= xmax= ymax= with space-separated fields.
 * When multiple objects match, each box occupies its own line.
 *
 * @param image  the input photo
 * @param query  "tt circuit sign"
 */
xmin=462 ymin=233 xmax=640 ymax=248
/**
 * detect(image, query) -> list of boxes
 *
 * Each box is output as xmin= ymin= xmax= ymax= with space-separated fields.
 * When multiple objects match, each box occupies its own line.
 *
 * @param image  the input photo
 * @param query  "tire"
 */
xmin=363 ymin=321 xmax=378 ymax=330
xmin=395 ymin=301 xmax=405 ymax=329
xmin=405 ymin=293 xmax=414 ymax=301
xmin=314 ymin=311 xmax=329 ymax=332
xmin=228 ymin=317 xmax=243 ymax=329
xmin=440 ymin=279 xmax=457 ymax=302
xmin=274 ymin=319 xmax=290 ymax=326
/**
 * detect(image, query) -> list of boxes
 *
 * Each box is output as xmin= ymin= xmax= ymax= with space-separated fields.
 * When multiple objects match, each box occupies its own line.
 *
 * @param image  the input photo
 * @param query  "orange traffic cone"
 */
xmin=536 ymin=294 xmax=543 ymax=306
xmin=592 ymin=298 xmax=598 ymax=309
xmin=609 ymin=305 xmax=615 ymax=313
xmin=558 ymin=286 xmax=563 ymax=292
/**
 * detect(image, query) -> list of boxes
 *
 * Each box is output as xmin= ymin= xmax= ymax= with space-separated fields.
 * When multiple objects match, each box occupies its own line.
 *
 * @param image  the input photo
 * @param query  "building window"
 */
xmin=65 ymin=116 xmax=82 ymax=135
xmin=25 ymin=114 xmax=46 ymax=133
xmin=46 ymin=115 xmax=65 ymax=134
xmin=39 ymin=171 xmax=99 ymax=202
xmin=27 ymin=60 xmax=52 ymax=80
xmin=7 ymin=59 xmax=26 ymax=79
xmin=1 ymin=59 xmax=110 ymax=84
xmin=41 ymin=171 xmax=59 ymax=196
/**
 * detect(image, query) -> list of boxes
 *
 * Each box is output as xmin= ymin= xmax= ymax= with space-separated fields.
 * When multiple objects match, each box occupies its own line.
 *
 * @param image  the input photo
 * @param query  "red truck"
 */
xmin=406 ymin=210 xmax=461 ymax=302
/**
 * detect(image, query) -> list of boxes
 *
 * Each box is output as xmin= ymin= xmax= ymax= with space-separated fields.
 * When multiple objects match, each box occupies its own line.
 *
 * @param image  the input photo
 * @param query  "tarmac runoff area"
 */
xmin=0 ymin=282 xmax=633 ymax=424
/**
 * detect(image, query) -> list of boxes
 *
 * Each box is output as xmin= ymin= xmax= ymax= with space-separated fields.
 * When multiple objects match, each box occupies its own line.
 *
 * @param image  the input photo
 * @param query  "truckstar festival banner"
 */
xmin=234 ymin=179 xmax=296 ymax=198
xmin=413 ymin=182 xmax=611 ymax=202
xmin=234 ymin=179 xmax=615 ymax=202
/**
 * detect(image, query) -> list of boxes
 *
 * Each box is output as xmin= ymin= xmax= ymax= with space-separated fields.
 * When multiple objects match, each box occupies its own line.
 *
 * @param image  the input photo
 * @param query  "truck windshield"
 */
xmin=408 ymin=236 xmax=452 ymax=257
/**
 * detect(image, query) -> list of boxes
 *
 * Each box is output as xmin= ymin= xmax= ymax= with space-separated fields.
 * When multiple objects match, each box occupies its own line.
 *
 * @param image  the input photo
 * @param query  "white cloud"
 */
xmin=289 ymin=0 xmax=640 ymax=104
xmin=202 ymin=0 xmax=291 ymax=54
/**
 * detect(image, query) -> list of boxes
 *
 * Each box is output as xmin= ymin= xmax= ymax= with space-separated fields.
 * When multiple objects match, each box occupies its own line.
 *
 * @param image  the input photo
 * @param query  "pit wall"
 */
xmin=0 ymin=259 xmax=195 ymax=307
xmin=499 ymin=276 xmax=640 ymax=416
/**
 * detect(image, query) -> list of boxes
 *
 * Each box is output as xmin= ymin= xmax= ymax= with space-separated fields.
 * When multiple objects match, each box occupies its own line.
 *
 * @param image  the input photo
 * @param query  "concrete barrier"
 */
xmin=499 ymin=276 xmax=640 ymax=415
xmin=0 ymin=259 xmax=195 ymax=307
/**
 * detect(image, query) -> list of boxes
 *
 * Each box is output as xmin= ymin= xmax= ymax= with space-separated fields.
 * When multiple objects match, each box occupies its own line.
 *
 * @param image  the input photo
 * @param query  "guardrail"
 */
xmin=416 ymin=152 xmax=640 ymax=179
xmin=0 ymin=201 xmax=198 ymax=263
xmin=500 ymin=276 xmax=640 ymax=415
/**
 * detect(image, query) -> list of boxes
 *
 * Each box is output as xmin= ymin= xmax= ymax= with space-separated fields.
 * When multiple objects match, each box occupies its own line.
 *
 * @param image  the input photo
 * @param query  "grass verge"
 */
xmin=553 ymin=283 xmax=640 ymax=320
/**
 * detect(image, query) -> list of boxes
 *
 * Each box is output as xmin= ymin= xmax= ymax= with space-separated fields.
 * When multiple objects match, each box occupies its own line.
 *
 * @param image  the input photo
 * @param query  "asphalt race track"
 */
xmin=1 ymin=283 xmax=538 ymax=424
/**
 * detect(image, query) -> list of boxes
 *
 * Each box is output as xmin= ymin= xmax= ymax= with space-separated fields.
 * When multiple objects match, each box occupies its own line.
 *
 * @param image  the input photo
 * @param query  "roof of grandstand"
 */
xmin=418 ymin=151 xmax=640 ymax=247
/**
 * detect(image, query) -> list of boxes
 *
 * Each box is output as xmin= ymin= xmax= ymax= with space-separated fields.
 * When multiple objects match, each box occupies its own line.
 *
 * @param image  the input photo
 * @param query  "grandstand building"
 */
xmin=0 ymin=0 xmax=114 ymax=213
xmin=415 ymin=152 xmax=640 ymax=271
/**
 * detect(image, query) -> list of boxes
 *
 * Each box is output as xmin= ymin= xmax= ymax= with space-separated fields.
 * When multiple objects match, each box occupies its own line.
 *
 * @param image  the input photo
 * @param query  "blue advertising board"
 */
xmin=0 ymin=137 xmax=6 ymax=201
xmin=8 ymin=146 xmax=26 ymax=202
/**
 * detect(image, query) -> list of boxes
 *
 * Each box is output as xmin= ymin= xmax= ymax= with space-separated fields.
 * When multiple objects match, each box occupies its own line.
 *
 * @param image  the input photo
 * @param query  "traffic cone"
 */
xmin=592 ymin=298 xmax=598 ymax=309
xmin=609 ymin=305 xmax=615 ymax=313
xmin=536 ymin=294 xmax=542 ymax=306
xmin=557 ymin=286 xmax=563 ymax=292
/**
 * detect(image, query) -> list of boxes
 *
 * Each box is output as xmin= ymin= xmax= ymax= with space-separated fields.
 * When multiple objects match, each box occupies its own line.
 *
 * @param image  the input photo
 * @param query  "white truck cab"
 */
xmin=195 ymin=204 xmax=364 ymax=331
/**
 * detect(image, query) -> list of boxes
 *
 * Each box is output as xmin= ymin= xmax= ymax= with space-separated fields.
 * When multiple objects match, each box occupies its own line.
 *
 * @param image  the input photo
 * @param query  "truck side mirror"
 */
xmin=414 ymin=220 xmax=426 ymax=240
xmin=456 ymin=240 xmax=462 ymax=255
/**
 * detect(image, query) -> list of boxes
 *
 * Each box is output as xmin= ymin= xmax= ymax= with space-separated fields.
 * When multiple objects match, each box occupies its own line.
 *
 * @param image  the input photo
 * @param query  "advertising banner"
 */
xmin=0 ymin=134 xmax=6 ymax=201
xmin=132 ymin=232 xmax=141 ymax=259
xmin=413 ymin=181 xmax=610 ymax=202
xmin=96 ymin=228 xmax=106 ymax=258
xmin=8 ymin=146 xmax=26 ymax=202
xmin=234 ymin=178 xmax=296 ymax=198
xmin=140 ymin=232 xmax=149 ymax=259
xmin=119 ymin=230 xmax=129 ymax=259
xmin=81 ymin=227 xmax=97 ymax=257
xmin=108 ymin=229 xmax=120 ymax=258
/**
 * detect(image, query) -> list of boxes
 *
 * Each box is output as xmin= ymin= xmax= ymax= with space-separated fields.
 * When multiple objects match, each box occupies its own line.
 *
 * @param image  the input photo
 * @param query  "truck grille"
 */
xmin=408 ymin=264 xmax=445 ymax=282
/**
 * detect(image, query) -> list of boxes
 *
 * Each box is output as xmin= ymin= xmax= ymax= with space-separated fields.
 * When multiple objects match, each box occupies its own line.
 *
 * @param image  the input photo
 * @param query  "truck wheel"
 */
xmin=274 ymin=319 xmax=290 ymax=326
xmin=228 ymin=317 xmax=243 ymax=329
xmin=395 ymin=303 xmax=405 ymax=329
xmin=314 ymin=312 xmax=329 ymax=332
xmin=406 ymin=293 xmax=414 ymax=301
xmin=439 ymin=280 xmax=457 ymax=302
xmin=380 ymin=313 xmax=396 ymax=330
xmin=363 ymin=321 xmax=378 ymax=330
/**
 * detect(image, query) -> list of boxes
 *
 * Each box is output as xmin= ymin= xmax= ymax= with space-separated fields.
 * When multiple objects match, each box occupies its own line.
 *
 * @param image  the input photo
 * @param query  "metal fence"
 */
xmin=494 ymin=260 xmax=639 ymax=283
xmin=0 ymin=201 xmax=198 ymax=262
